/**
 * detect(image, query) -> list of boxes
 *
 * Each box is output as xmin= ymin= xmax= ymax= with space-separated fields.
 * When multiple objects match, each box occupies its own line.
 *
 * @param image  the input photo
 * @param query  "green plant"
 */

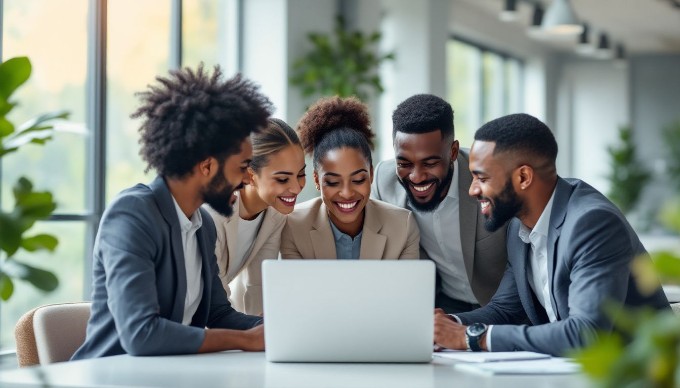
xmin=606 ymin=125 xmax=651 ymax=214
xmin=0 ymin=56 xmax=68 ymax=301
xmin=289 ymin=15 xmax=395 ymax=102
xmin=574 ymin=198 xmax=680 ymax=388
xmin=662 ymin=120 xmax=680 ymax=192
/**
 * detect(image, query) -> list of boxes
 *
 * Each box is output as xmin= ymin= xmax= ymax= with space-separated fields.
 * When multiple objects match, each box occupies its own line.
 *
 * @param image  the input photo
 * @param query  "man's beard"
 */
xmin=482 ymin=179 xmax=522 ymax=232
xmin=202 ymin=173 xmax=241 ymax=218
xmin=399 ymin=164 xmax=454 ymax=212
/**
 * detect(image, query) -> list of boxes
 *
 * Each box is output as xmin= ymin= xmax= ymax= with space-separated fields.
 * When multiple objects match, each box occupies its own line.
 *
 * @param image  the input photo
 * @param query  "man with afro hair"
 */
xmin=371 ymin=94 xmax=507 ymax=313
xmin=72 ymin=65 xmax=273 ymax=360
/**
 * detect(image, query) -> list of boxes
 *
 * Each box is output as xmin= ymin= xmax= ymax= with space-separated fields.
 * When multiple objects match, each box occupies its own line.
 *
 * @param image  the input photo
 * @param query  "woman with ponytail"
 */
xmin=280 ymin=97 xmax=420 ymax=260
xmin=206 ymin=118 xmax=306 ymax=315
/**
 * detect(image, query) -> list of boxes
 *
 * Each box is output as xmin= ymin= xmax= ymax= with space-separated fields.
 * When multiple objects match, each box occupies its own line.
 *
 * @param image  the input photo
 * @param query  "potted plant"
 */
xmin=605 ymin=125 xmax=651 ymax=215
xmin=289 ymin=15 xmax=395 ymax=102
xmin=0 ymin=56 xmax=69 ymax=300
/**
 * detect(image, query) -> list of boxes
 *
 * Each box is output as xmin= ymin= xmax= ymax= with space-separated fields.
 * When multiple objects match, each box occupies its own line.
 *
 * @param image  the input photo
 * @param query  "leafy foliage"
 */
xmin=289 ymin=15 xmax=395 ymax=102
xmin=574 ymin=201 xmax=680 ymax=387
xmin=606 ymin=125 xmax=651 ymax=214
xmin=0 ymin=56 xmax=67 ymax=301
xmin=662 ymin=120 xmax=680 ymax=192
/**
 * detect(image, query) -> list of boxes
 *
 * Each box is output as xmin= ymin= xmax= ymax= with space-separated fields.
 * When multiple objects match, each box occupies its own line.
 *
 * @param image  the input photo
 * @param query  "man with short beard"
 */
xmin=371 ymin=94 xmax=507 ymax=313
xmin=72 ymin=65 xmax=273 ymax=360
xmin=433 ymin=113 xmax=669 ymax=356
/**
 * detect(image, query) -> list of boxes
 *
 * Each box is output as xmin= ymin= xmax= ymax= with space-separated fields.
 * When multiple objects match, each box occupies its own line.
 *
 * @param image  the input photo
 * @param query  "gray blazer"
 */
xmin=72 ymin=176 xmax=261 ymax=360
xmin=371 ymin=149 xmax=507 ymax=305
xmin=457 ymin=177 xmax=670 ymax=356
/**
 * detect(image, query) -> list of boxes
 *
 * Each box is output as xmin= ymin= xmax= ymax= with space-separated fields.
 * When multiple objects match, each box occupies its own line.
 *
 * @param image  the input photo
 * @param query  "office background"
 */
xmin=1 ymin=0 xmax=679 ymax=362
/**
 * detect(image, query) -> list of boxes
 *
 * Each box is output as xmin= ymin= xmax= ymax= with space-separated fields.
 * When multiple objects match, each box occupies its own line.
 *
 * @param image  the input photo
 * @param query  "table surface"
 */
xmin=0 ymin=351 xmax=589 ymax=388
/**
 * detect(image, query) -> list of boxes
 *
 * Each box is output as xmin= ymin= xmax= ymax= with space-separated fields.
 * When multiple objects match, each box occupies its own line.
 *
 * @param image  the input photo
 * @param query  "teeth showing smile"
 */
xmin=279 ymin=196 xmax=296 ymax=203
xmin=480 ymin=201 xmax=490 ymax=212
xmin=337 ymin=201 xmax=358 ymax=210
xmin=413 ymin=183 xmax=433 ymax=192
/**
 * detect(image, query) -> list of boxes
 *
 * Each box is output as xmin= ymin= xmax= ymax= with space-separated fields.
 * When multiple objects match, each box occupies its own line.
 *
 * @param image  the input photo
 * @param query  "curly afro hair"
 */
xmin=475 ymin=113 xmax=558 ymax=166
xmin=132 ymin=64 xmax=273 ymax=178
xmin=296 ymin=96 xmax=375 ymax=169
xmin=392 ymin=94 xmax=454 ymax=141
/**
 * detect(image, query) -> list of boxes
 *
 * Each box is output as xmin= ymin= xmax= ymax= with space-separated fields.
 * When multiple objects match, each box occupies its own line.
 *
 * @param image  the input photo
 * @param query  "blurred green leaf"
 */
xmin=0 ymin=213 xmax=23 ymax=257
xmin=0 ymin=56 xmax=31 ymax=100
xmin=21 ymin=234 xmax=58 ymax=252
xmin=573 ymin=333 xmax=624 ymax=378
xmin=0 ymin=272 xmax=14 ymax=301
xmin=2 ymin=260 xmax=59 ymax=292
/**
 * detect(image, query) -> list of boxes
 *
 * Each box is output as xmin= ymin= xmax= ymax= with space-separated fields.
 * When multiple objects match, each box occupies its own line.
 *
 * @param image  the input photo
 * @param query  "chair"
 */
xmin=14 ymin=302 xmax=91 ymax=367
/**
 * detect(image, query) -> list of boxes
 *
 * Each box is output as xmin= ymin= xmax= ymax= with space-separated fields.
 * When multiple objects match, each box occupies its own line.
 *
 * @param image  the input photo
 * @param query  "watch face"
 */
xmin=467 ymin=323 xmax=487 ymax=336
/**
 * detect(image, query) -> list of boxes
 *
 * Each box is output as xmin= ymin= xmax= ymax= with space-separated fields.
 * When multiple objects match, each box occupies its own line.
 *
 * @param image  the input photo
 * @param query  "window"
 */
xmin=0 ymin=0 xmax=240 ymax=351
xmin=447 ymin=38 xmax=523 ymax=148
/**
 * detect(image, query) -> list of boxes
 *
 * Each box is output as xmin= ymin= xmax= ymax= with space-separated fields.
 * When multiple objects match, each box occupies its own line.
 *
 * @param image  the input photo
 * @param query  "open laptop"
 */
xmin=262 ymin=260 xmax=435 ymax=363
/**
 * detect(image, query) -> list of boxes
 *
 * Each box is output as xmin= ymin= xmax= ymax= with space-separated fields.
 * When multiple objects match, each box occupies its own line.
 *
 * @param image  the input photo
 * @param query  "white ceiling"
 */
xmin=456 ymin=0 xmax=680 ymax=54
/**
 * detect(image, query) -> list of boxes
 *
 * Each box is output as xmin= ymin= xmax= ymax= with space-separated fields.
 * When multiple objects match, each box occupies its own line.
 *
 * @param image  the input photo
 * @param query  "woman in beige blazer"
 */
xmin=206 ymin=118 xmax=306 ymax=315
xmin=280 ymin=97 xmax=420 ymax=260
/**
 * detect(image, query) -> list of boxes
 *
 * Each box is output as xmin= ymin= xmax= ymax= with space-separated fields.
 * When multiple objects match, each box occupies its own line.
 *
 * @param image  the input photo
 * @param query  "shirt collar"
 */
xmin=445 ymin=159 xmax=460 ymax=201
xmin=329 ymin=220 xmax=363 ymax=242
xmin=172 ymin=195 xmax=203 ymax=233
xmin=518 ymin=188 xmax=556 ymax=244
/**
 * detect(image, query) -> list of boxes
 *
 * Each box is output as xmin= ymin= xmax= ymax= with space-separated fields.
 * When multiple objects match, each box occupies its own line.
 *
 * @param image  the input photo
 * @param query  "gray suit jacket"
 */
xmin=72 ymin=176 xmax=261 ymax=360
xmin=371 ymin=150 xmax=507 ymax=305
xmin=457 ymin=177 xmax=670 ymax=356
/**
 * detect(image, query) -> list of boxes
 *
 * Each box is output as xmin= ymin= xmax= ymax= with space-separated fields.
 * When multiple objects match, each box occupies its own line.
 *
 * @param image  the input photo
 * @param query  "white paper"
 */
xmin=433 ymin=350 xmax=550 ymax=363
xmin=454 ymin=358 xmax=581 ymax=375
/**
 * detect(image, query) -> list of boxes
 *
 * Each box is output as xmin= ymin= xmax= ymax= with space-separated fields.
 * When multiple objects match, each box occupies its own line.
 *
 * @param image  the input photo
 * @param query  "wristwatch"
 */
xmin=465 ymin=323 xmax=488 ymax=352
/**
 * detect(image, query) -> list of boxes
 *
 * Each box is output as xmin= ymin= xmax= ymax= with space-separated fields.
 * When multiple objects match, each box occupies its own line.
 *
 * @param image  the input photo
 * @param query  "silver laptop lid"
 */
xmin=262 ymin=260 xmax=435 ymax=363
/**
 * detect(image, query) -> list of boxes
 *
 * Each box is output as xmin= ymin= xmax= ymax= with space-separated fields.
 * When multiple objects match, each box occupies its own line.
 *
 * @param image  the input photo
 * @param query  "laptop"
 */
xmin=262 ymin=260 xmax=435 ymax=363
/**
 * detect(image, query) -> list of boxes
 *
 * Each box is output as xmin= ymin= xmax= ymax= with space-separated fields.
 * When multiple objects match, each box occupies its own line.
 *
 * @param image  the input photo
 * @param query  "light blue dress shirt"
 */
xmin=329 ymin=221 xmax=363 ymax=260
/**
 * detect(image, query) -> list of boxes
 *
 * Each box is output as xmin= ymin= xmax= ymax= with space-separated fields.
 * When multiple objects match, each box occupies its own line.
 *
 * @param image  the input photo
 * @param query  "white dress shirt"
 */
xmin=413 ymin=160 xmax=477 ymax=303
xmin=172 ymin=197 xmax=204 ymax=326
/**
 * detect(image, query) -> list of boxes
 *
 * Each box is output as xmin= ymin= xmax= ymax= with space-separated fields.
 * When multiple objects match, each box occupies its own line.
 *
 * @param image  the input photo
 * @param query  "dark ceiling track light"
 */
xmin=596 ymin=32 xmax=612 ymax=59
xmin=527 ymin=3 xmax=545 ymax=38
xmin=500 ymin=0 xmax=518 ymax=21
xmin=576 ymin=23 xmax=594 ymax=55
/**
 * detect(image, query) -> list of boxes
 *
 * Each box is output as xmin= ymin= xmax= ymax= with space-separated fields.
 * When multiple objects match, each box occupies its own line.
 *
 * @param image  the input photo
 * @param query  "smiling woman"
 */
xmin=280 ymin=96 xmax=421 ymax=261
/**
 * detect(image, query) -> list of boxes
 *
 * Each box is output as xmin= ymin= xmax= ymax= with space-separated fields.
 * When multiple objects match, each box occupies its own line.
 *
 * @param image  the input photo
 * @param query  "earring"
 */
xmin=315 ymin=184 xmax=320 ymax=190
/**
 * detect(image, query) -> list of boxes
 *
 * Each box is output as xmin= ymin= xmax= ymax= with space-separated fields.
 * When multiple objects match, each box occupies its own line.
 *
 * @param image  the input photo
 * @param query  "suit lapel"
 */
xmin=514 ymin=241 xmax=545 ymax=325
xmin=547 ymin=178 xmax=571 ymax=320
xmin=359 ymin=200 xmax=386 ymax=260
xmin=311 ymin=202 xmax=337 ymax=259
xmin=457 ymin=152 xmax=477 ymax=281
xmin=192 ymin=211 xmax=213 ymax=326
xmin=150 ymin=176 xmax=187 ymax=322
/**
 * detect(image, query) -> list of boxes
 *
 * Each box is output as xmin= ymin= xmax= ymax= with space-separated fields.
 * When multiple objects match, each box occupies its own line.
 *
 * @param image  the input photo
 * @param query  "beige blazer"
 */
xmin=204 ymin=197 xmax=285 ymax=315
xmin=280 ymin=197 xmax=420 ymax=260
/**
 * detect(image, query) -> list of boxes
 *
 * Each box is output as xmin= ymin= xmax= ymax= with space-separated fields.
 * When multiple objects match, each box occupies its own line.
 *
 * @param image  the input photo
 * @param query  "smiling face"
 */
xmin=249 ymin=144 xmax=306 ymax=214
xmin=394 ymin=130 xmax=458 ymax=212
xmin=314 ymin=147 xmax=373 ymax=237
xmin=203 ymin=137 xmax=253 ymax=218
xmin=468 ymin=140 xmax=523 ymax=232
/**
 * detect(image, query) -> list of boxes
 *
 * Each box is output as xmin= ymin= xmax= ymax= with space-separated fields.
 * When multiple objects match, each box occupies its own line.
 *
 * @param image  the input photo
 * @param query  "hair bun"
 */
xmin=296 ymin=96 xmax=374 ymax=154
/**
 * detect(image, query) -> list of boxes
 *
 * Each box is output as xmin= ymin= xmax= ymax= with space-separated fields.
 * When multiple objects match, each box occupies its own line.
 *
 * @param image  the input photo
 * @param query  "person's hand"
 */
xmin=433 ymin=309 xmax=467 ymax=350
xmin=241 ymin=324 xmax=265 ymax=351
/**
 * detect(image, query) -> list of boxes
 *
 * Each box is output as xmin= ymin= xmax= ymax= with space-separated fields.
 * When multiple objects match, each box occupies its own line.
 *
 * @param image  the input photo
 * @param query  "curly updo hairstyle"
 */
xmin=133 ymin=64 xmax=273 ymax=178
xmin=296 ymin=96 xmax=375 ymax=170
xmin=249 ymin=118 xmax=301 ymax=174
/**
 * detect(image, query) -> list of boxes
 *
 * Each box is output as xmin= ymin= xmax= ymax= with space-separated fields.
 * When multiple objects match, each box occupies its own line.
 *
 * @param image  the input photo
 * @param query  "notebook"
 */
xmin=262 ymin=260 xmax=435 ymax=363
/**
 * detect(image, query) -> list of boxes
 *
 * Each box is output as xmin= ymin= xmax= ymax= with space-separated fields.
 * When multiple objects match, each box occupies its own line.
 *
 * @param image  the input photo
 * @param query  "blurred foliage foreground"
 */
xmin=574 ymin=197 xmax=680 ymax=387
xmin=0 ymin=56 xmax=68 ymax=301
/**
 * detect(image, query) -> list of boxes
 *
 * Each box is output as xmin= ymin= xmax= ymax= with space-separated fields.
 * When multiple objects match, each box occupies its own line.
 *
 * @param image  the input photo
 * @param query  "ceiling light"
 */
xmin=575 ymin=23 xmax=594 ymax=55
xmin=595 ymin=33 xmax=613 ymax=59
xmin=541 ymin=0 xmax=584 ymax=36
xmin=499 ymin=0 xmax=518 ymax=22
xmin=527 ymin=4 xmax=547 ymax=39
xmin=614 ymin=44 xmax=627 ymax=68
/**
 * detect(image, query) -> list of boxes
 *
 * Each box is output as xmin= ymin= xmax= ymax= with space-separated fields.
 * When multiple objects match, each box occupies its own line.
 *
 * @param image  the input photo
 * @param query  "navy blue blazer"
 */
xmin=457 ymin=177 xmax=669 ymax=356
xmin=72 ymin=176 xmax=261 ymax=359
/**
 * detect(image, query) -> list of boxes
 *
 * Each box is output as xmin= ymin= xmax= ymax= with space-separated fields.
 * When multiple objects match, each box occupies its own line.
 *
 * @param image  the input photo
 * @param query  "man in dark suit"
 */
xmin=72 ymin=66 xmax=273 ymax=359
xmin=433 ymin=113 xmax=669 ymax=356
xmin=371 ymin=94 xmax=507 ymax=313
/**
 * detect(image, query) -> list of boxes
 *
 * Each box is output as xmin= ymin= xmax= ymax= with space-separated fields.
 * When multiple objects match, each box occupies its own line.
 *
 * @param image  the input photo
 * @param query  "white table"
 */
xmin=0 ymin=351 xmax=588 ymax=388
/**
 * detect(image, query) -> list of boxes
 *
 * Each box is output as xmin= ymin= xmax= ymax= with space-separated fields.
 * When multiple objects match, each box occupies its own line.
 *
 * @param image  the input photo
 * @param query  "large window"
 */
xmin=0 ymin=0 xmax=239 ymax=352
xmin=447 ymin=38 xmax=523 ymax=148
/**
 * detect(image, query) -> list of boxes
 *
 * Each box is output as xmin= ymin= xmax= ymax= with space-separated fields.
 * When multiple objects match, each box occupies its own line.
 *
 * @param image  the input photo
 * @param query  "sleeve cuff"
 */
xmin=449 ymin=314 xmax=462 ymax=324
xmin=485 ymin=325 xmax=494 ymax=352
